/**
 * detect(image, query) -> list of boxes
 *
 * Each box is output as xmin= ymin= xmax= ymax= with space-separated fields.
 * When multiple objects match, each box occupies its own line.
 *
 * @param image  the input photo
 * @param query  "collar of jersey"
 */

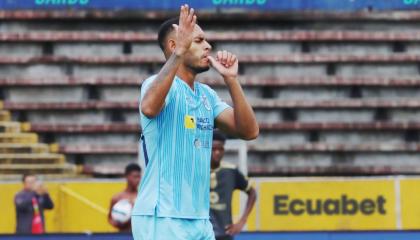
xmin=211 ymin=164 xmax=222 ymax=173
xmin=175 ymin=76 xmax=200 ymax=97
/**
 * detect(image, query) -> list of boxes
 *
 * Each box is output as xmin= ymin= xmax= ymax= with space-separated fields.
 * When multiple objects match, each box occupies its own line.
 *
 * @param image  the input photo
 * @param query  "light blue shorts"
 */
xmin=131 ymin=215 xmax=215 ymax=240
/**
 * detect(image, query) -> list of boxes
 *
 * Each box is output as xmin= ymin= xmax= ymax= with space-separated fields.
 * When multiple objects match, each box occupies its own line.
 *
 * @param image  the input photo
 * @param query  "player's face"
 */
xmin=211 ymin=140 xmax=225 ymax=166
xmin=183 ymin=25 xmax=212 ymax=74
xmin=24 ymin=176 xmax=37 ymax=191
xmin=126 ymin=171 xmax=141 ymax=188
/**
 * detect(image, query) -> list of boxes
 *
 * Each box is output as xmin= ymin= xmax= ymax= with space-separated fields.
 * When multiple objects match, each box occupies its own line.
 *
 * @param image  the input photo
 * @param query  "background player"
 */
xmin=108 ymin=163 xmax=141 ymax=232
xmin=210 ymin=131 xmax=257 ymax=240
xmin=132 ymin=4 xmax=259 ymax=240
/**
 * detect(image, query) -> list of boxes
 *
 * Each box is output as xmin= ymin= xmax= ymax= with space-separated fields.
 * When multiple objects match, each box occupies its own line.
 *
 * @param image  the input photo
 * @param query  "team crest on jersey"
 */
xmin=185 ymin=96 xmax=194 ymax=106
xmin=201 ymin=95 xmax=211 ymax=111
xmin=184 ymin=115 xmax=196 ymax=129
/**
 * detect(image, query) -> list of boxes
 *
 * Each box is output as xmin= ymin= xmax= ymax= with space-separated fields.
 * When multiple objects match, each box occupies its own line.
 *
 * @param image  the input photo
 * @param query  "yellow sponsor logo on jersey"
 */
xmin=184 ymin=115 xmax=196 ymax=129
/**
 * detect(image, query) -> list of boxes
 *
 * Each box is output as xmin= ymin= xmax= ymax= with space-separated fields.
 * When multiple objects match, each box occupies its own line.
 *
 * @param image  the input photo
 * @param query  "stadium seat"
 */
xmin=0 ymin=143 xmax=50 ymax=154
xmin=0 ymin=163 xmax=76 ymax=174
xmin=1 ymin=10 xmax=420 ymax=176
xmin=1 ymin=76 xmax=419 ymax=87
xmin=0 ymin=111 xmax=11 ymax=121
xmin=2 ymin=99 xmax=420 ymax=110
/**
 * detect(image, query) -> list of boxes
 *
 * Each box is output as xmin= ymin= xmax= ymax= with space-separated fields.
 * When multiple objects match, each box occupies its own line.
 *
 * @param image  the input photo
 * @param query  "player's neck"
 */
xmin=126 ymin=185 xmax=137 ymax=193
xmin=176 ymin=66 xmax=196 ymax=90
xmin=211 ymin=162 xmax=220 ymax=170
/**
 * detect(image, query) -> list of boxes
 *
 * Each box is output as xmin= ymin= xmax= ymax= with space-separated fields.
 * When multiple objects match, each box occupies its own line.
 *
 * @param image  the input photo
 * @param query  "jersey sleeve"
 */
xmin=206 ymin=86 xmax=231 ymax=120
xmin=140 ymin=75 xmax=174 ymax=107
xmin=234 ymin=168 xmax=251 ymax=192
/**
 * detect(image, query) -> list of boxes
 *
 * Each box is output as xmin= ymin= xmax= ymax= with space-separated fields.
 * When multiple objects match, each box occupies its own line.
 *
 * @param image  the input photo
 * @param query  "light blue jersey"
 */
xmin=132 ymin=75 xmax=230 ymax=219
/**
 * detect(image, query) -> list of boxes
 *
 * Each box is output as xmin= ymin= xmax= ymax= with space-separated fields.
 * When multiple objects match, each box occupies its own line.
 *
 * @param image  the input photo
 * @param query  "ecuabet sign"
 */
xmin=258 ymin=179 xmax=397 ymax=231
xmin=233 ymin=177 xmax=420 ymax=231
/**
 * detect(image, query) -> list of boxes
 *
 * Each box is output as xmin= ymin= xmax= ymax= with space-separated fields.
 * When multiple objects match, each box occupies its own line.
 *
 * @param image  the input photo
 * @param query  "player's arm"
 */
xmin=208 ymin=51 xmax=259 ymax=140
xmin=226 ymin=187 xmax=257 ymax=236
xmin=141 ymin=5 xmax=196 ymax=118
xmin=35 ymin=182 xmax=54 ymax=210
xmin=226 ymin=170 xmax=257 ymax=236
xmin=240 ymin=187 xmax=257 ymax=225
xmin=107 ymin=196 xmax=131 ymax=230
xmin=108 ymin=199 xmax=131 ymax=230
xmin=107 ymin=196 xmax=119 ymax=228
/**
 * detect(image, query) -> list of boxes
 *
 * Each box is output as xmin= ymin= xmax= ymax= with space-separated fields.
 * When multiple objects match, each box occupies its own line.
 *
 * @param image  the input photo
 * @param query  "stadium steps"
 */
xmin=248 ymin=165 xmax=420 ymax=176
xmin=259 ymin=122 xmax=420 ymax=131
xmin=249 ymin=99 xmax=420 ymax=109
xmin=0 ymin=121 xmax=21 ymax=133
xmin=246 ymin=143 xmax=420 ymax=153
xmin=0 ymin=54 xmax=419 ymax=65
xmin=0 ymin=153 xmax=65 ymax=164
xmin=0 ymin=30 xmax=420 ymax=42
xmin=24 ymin=122 xmax=420 ymax=133
xmin=0 ymin=110 xmax=77 ymax=176
xmin=1 ymin=76 xmax=420 ymax=87
xmin=0 ymin=163 xmax=76 ymax=174
xmin=59 ymin=144 xmax=138 ymax=154
xmin=0 ymin=173 xmax=87 ymax=181
xmin=0 ymin=143 xmax=51 ymax=154
xmin=54 ymin=143 xmax=420 ymax=154
xmin=0 ymin=111 xmax=11 ymax=121
xmin=0 ymin=133 xmax=38 ymax=144
xmin=1 ymin=12 xmax=419 ymax=176
xmin=3 ymin=99 xmax=420 ymax=110
xmin=27 ymin=123 xmax=139 ymax=133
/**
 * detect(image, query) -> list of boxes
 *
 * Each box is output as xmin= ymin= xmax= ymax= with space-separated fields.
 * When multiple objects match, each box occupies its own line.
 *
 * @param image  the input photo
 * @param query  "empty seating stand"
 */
xmin=1 ymin=11 xmax=420 ymax=176
xmin=0 ymin=106 xmax=76 ymax=180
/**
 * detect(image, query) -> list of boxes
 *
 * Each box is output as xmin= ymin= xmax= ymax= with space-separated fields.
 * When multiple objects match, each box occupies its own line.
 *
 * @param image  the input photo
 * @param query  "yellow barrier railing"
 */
xmin=59 ymin=185 xmax=108 ymax=215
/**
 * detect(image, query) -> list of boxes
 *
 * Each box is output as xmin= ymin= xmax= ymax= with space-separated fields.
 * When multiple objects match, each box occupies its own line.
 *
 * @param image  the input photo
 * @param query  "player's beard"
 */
xmin=189 ymin=64 xmax=210 ymax=74
xmin=185 ymin=56 xmax=210 ymax=74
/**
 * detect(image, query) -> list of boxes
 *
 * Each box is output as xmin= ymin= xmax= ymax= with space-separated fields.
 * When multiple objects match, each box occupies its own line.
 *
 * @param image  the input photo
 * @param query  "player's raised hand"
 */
xmin=207 ymin=50 xmax=238 ymax=79
xmin=172 ymin=4 xmax=196 ymax=56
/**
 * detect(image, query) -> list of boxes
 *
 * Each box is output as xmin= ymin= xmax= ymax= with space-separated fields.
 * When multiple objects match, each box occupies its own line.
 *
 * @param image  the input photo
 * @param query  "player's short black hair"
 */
xmin=157 ymin=17 xmax=179 ymax=52
xmin=22 ymin=173 xmax=35 ymax=182
xmin=125 ymin=163 xmax=141 ymax=175
xmin=213 ymin=131 xmax=226 ymax=143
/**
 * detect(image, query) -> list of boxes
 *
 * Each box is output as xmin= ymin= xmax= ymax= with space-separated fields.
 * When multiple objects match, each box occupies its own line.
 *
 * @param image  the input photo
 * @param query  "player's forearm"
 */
xmin=141 ymin=53 xmax=183 ymax=118
xmin=239 ymin=188 xmax=257 ymax=223
xmin=108 ymin=218 xmax=117 ymax=227
xmin=225 ymin=76 xmax=259 ymax=140
xmin=108 ymin=218 xmax=127 ymax=229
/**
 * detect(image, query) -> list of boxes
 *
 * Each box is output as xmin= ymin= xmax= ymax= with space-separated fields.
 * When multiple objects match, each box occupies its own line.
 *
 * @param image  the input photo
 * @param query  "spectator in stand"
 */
xmin=14 ymin=174 xmax=54 ymax=234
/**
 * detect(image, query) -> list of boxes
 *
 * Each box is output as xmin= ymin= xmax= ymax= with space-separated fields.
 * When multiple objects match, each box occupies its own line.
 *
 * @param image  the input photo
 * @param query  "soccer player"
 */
xmin=132 ymin=4 xmax=259 ymax=240
xmin=108 ymin=163 xmax=141 ymax=232
xmin=210 ymin=132 xmax=257 ymax=240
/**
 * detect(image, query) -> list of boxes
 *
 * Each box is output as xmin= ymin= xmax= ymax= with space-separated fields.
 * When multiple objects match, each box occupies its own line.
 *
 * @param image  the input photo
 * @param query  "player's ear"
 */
xmin=168 ymin=38 xmax=176 ymax=54
xmin=167 ymin=24 xmax=178 ymax=54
